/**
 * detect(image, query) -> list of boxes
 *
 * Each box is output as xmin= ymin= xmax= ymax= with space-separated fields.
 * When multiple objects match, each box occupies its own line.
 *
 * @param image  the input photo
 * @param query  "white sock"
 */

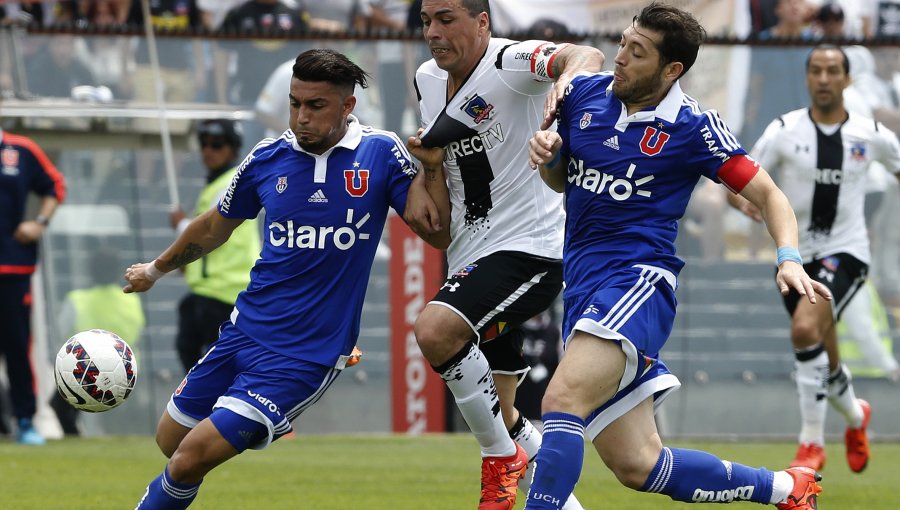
xmin=439 ymin=343 xmax=515 ymax=457
xmin=511 ymin=416 xmax=540 ymax=496
xmin=827 ymin=364 xmax=864 ymax=428
xmin=794 ymin=345 xmax=829 ymax=445
xmin=511 ymin=417 xmax=585 ymax=510
xmin=769 ymin=470 xmax=795 ymax=504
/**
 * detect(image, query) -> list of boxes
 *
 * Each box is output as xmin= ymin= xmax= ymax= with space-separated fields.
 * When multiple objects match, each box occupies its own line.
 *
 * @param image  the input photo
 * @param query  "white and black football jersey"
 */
xmin=415 ymin=38 xmax=565 ymax=275
xmin=752 ymin=108 xmax=900 ymax=264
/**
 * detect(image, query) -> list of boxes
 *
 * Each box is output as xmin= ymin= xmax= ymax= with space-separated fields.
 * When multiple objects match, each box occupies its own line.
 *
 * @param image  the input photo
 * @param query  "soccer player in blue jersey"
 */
xmin=523 ymin=3 xmax=831 ymax=510
xmin=123 ymin=49 xmax=443 ymax=509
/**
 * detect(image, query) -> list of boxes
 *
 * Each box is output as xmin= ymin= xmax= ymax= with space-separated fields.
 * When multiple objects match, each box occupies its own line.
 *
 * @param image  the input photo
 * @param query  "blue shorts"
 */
xmin=564 ymin=264 xmax=682 ymax=439
xmin=167 ymin=322 xmax=342 ymax=449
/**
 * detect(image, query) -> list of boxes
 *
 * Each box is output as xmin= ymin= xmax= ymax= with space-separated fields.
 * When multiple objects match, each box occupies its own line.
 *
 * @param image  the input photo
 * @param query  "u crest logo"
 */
xmin=639 ymin=127 xmax=670 ymax=156
xmin=344 ymin=169 xmax=370 ymax=197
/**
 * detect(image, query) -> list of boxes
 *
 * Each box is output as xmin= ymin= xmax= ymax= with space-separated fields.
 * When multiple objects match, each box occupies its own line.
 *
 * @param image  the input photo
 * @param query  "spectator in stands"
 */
xmin=52 ymin=243 xmax=146 ymax=435
xmin=874 ymin=0 xmax=900 ymax=38
xmin=0 ymin=125 xmax=66 ymax=445
xmin=78 ymin=0 xmax=134 ymax=99
xmin=75 ymin=0 xmax=130 ymax=26
xmin=168 ymin=119 xmax=259 ymax=373
xmin=197 ymin=0 xmax=244 ymax=31
xmin=743 ymin=0 xmax=817 ymax=148
xmin=217 ymin=0 xmax=309 ymax=141
xmin=749 ymin=0 xmax=780 ymax=35
xmin=25 ymin=35 xmax=97 ymax=98
xmin=406 ymin=0 xmax=422 ymax=31
xmin=820 ymin=0 xmax=875 ymax=40
xmin=756 ymin=0 xmax=817 ymax=40
xmin=362 ymin=0 xmax=417 ymax=135
xmin=0 ymin=1 xmax=45 ymax=26
xmin=126 ymin=0 xmax=205 ymax=104
xmin=813 ymin=3 xmax=845 ymax=39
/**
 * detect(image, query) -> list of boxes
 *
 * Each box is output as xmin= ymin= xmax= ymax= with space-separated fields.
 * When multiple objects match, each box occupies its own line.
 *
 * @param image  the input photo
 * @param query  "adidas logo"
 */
xmin=603 ymin=135 xmax=620 ymax=150
xmin=308 ymin=189 xmax=328 ymax=203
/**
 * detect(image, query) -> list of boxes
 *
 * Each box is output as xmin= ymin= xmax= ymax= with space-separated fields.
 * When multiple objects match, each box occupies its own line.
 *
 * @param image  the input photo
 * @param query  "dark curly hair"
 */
xmin=634 ymin=2 xmax=706 ymax=78
xmin=292 ymin=49 xmax=370 ymax=97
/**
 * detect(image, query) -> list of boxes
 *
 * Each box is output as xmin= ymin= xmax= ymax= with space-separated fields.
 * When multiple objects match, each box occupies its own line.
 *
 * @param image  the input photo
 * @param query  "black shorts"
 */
xmin=432 ymin=251 xmax=563 ymax=375
xmin=781 ymin=252 xmax=867 ymax=320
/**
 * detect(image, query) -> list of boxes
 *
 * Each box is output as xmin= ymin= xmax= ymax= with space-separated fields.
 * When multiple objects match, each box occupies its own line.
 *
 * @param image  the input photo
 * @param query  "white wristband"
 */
xmin=144 ymin=261 xmax=167 ymax=282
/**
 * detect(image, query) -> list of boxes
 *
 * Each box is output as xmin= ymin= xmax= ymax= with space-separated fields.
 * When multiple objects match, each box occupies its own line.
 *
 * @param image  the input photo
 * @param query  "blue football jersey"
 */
xmin=218 ymin=117 xmax=416 ymax=366
xmin=558 ymin=73 xmax=746 ymax=298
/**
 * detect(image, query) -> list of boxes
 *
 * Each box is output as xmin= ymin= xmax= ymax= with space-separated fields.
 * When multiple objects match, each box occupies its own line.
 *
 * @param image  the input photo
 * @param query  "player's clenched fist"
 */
xmin=528 ymin=130 xmax=563 ymax=169
xmin=123 ymin=262 xmax=164 ymax=293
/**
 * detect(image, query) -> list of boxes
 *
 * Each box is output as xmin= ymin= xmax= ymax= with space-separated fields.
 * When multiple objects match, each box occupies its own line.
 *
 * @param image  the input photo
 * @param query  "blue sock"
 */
xmin=525 ymin=412 xmax=585 ymax=509
xmin=135 ymin=466 xmax=201 ymax=509
xmin=641 ymin=447 xmax=774 ymax=504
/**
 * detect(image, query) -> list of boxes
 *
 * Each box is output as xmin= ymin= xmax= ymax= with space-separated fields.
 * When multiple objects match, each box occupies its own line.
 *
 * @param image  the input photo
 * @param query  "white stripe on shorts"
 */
xmin=600 ymin=268 xmax=661 ymax=333
xmin=284 ymin=367 xmax=341 ymax=424
xmin=474 ymin=271 xmax=548 ymax=331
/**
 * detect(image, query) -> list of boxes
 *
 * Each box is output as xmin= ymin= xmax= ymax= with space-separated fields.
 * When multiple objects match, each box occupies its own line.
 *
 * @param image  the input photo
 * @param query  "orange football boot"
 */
xmin=776 ymin=467 xmax=822 ymax=510
xmin=790 ymin=443 xmax=825 ymax=471
xmin=479 ymin=443 xmax=528 ymax=510
xmin=844 ymin=399 xmax=871 ymax=473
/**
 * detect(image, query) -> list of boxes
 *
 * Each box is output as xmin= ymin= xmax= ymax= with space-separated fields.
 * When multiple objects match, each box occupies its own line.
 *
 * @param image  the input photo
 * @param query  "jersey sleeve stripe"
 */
xmin=682 ymin=96 xmax=701 ymax=115
xmin=703 ymin=110 xmax=740 ymax=152
xmin=366 ymin=128 xmax=415 ymax=161
xmin=363 ymin=128 xmax=419 ymax=176
xmin=495 ymin=42 xmax=516 ymax=69
xmin=707 ymin=110 xmax=741 ymax=151
xmin=6 ymin=133 xmax=67 ymax=202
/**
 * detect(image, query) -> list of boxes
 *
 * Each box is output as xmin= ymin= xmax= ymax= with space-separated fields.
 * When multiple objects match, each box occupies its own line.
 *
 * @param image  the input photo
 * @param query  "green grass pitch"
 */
xmin=1 ymin=434 xmax=897 ymax=508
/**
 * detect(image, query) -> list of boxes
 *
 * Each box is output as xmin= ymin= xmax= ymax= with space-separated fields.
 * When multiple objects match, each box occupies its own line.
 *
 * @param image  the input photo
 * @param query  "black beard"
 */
xmin=612 ymin=71 xmax=664 ymax=107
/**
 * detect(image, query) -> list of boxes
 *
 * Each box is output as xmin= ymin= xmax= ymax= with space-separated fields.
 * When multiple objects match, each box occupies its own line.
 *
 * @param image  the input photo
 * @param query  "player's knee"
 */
xmin=166 ymin=448 xmax=205 ymax=484
xmin=790 ymin=320 xmax=823 ymax=346
xmin=606 ymin=453 xmax=656 ymax=490
xmin=414 ymin=313 xmax=457 ymax=360
xmin=541 ymin=381 xmax=577 ymax=415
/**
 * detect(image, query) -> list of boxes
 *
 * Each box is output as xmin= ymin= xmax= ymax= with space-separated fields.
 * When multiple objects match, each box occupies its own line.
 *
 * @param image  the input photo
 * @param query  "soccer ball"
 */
xmin=54 ymin=329 xmax=138 ymax=412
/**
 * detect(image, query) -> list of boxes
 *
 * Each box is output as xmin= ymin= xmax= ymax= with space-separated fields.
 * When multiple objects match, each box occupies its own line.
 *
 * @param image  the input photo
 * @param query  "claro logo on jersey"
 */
xmin=269 ymin=209 xmax=371 ymax=250
xmin=568 ymin=158 xmax=654 ymax=200
xmin=444 ymin=124 xmax=505 ymax=161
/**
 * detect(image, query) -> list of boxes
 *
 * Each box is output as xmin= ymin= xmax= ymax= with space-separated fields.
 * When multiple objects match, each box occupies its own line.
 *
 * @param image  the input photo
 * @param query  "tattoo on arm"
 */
xmin=424 ymin=167 xmax=441 ymax=181
xmin=553 ymin=48 xmax=589 ymax=79
xmin=167 ymin=243 xmax=205 ymax=270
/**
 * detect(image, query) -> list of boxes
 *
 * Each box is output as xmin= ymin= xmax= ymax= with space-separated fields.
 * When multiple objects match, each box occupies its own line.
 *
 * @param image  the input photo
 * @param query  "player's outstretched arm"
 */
xmin=725 ymin=188 xmax=763 ymax=223
xmin=737 ymin=169 xmax=831 ymax=303
xmin=542 ymin=45 xmax=605 ymax=129
xmin=528 ymin=130 xmax=567 ymax=193
xmin=123 ymin=208 xmax=244 ymax=293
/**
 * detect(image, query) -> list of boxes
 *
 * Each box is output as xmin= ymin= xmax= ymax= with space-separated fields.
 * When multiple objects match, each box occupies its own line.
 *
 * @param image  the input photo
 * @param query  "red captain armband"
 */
xmin=531 ymin=42 xmax=571 ymax=80
xmin=717 ymin=155 xmax=760 ymax=193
